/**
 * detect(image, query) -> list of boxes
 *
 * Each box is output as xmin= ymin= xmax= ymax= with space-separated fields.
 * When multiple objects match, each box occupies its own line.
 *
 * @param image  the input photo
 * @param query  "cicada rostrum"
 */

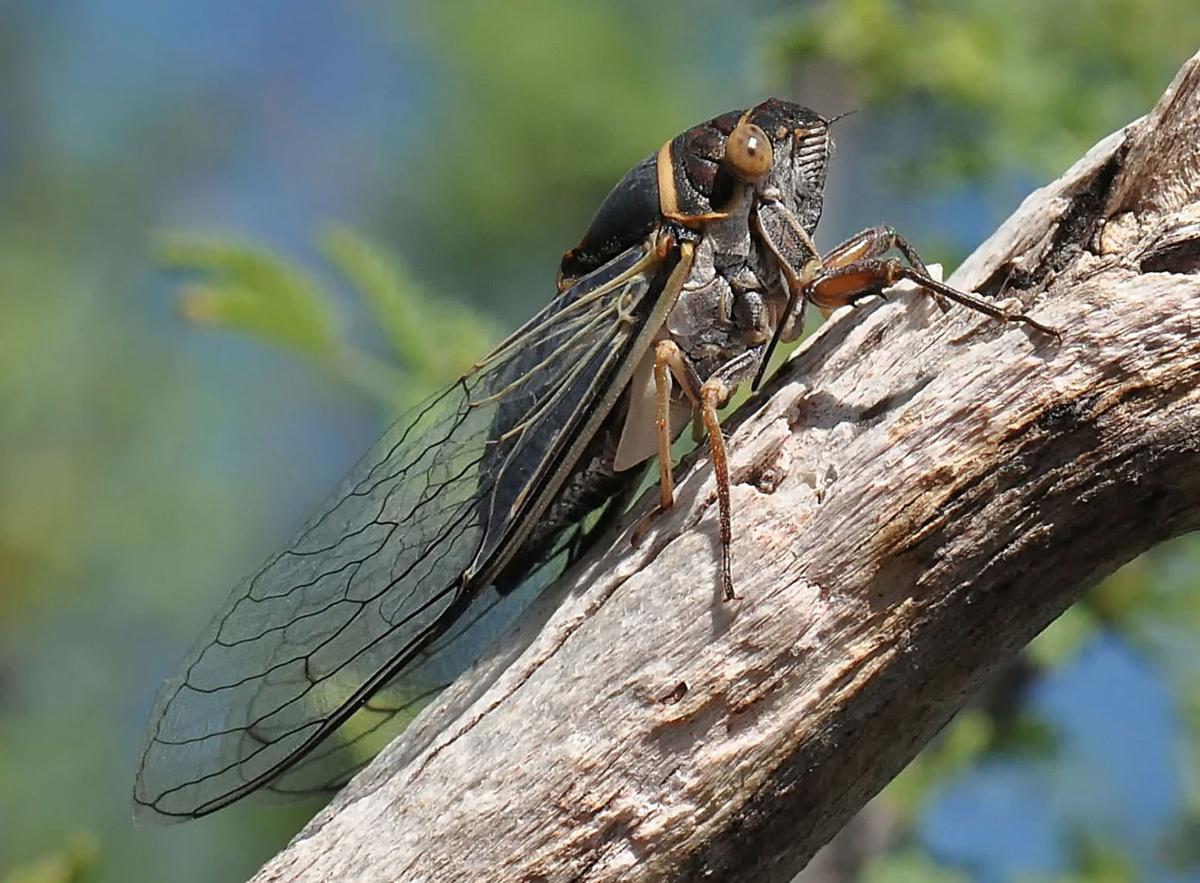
xmin=134 ymin=98 xmax=1055 ymax=821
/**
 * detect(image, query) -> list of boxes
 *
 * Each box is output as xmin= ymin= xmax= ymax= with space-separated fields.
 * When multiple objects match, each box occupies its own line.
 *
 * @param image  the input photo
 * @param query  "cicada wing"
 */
xmin=262 ymin=558 xmax=562 ymax=798
xmin=134 ymin=240 xmax=681 ymax=822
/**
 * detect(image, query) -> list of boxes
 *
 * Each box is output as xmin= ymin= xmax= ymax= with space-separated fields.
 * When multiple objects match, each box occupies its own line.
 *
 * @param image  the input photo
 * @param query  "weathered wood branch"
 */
xmin=254 ymin=51 xmax=1200 ymax=883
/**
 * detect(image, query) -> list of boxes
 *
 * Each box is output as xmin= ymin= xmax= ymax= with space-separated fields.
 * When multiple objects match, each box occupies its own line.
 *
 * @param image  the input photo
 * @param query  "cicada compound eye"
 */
xmin=725 ymin=122 xmax=773 ymax=182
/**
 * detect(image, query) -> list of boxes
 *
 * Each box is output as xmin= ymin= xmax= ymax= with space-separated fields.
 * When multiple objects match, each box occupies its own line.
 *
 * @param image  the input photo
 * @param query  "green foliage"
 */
xmin=859 ymin=849 xmax=970 ymax=883
xmin=399 ymin=1 xmax=719 ymax=256
xmin=160 ymin=226 xmax=494 ymax=411
xmin=767 ymin=0 xmax=1200 ymax=183
xmin=1 ymin=834 xmax=98 ymax=883
xmin=320 ymin=226 xmax=494 ymax=386
xmin=159 ymin=236 xmax=343 ymax=359
xmin=1161 ymin=813 xmax=1200 ymax=869
xmin=1021 ymin=832 xmax=1138 ymax=883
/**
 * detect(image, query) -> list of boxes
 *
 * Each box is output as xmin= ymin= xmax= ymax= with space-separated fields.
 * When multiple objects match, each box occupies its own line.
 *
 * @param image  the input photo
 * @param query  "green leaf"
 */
xmin=2 ymin=833 xmax=99 ymax=883
xmin=159 ymin=235 xmax=341 ymax=358
xmin=765 ymin=0 xmax=1200 ymax=187
xmin=320 ymin=224 xmax=494 ymax=382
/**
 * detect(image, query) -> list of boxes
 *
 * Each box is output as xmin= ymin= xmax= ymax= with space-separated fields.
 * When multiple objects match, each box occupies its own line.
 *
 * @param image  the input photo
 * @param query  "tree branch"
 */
xmin=253 ymin=50 xmax=1200 ymax=883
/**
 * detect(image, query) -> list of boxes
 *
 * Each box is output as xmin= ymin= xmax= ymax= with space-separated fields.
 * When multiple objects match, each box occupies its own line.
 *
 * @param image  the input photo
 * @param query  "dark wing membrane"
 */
xmin=134 ymin=240 xmax=671 ymax=822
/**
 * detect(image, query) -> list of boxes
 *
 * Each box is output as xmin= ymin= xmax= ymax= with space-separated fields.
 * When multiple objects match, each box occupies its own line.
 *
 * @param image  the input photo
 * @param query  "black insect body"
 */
xmin=134 ymin=99 xmax=1054 ymax=821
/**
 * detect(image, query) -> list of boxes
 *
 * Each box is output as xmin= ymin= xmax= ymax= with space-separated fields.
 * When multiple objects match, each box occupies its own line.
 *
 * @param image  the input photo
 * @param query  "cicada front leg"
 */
xmin=750 ymin=198 xmax=822 ymax=389
xmin=815 ymin=226 xmax=949 ymax=313
xmin=811 ymin=226 xmax=1059 ymax=337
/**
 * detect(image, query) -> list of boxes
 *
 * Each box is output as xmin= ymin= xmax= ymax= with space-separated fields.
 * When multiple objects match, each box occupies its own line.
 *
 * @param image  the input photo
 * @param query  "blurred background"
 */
xmin=1 ymin=2 xmax=1198 ymax=881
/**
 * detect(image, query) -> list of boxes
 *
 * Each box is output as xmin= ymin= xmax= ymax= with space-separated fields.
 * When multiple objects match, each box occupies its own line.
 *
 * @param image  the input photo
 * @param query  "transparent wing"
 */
xmin=263 ymin=549 xmax=565 ymax=799
xmin=134 ymin=240 xmax=672 ymax=821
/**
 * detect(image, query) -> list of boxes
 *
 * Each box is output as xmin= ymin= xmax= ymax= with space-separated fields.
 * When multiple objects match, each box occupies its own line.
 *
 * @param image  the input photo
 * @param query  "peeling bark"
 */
xmin=252 ymin=50 xmax=1200 ymax=883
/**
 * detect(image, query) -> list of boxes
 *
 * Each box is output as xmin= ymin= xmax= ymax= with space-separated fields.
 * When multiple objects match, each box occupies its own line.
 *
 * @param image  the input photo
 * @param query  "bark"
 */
xmin=253 ymin=50 xmax=1200 ymax=883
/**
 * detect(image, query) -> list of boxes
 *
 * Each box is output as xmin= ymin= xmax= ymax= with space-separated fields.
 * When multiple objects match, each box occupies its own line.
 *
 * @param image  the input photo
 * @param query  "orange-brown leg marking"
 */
xmin=808 ymin=258 xmax=1059 ymax=337
xmin=700 ymin=378 xmax=738 ymax=601
xmin=653 ymin=340 xmax=679 ymax=510
xmin=821 ymin=226 xmax=893 ymax=269
xmin=631 ymin=340 xmax=702 ymax=547
xmin=822 ymin=226 xmax=928 ymax=272
xmin=807 ymin=264 xmax=898 ymax=309
xmin=820 ymin=227 xmax=949 ymax=310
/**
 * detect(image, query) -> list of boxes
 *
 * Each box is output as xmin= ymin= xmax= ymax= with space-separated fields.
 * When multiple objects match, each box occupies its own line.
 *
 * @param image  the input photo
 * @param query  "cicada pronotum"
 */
xmin=134 ymin=99 xmax=1054 ymax=821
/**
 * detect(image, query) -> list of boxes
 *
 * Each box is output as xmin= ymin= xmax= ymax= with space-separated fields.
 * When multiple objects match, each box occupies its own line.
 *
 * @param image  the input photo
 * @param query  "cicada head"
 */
xmin=739 ymin=98 xmax=831 ymax=236
xmin=558 ymin=99 xmax=833 ymax=287
xmin=655 ymin=98 xmax=831 ymax=233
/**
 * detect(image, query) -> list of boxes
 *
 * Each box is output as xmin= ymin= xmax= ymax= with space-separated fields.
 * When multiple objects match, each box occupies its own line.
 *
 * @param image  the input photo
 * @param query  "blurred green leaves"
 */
xmin=405 ymin=0 xmax=709 ymax=239
xmin=859 ymin=850 xmax=969 ymax=883
xmin=161 ymin=237 xmax=342 ymax=360
xmin=1023 ymin=833 xmax=1138 ymax=883
xmin=160 ymin=225 xmax=495 ymax=412
xmin=369 ymin=0 xmax=742 ymax=332
xmin=321 ymin=226 xmax=493 ymax=382
xmin=767 ymin=0 xmax=1200 ymax=183
xmin=1 ymin=834 xmax=98 ymax=883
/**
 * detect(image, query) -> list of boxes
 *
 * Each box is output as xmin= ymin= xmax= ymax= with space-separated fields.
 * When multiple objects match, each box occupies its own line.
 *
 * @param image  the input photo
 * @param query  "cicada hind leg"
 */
xmin=697 ymin=350 xmax=760 ymax=602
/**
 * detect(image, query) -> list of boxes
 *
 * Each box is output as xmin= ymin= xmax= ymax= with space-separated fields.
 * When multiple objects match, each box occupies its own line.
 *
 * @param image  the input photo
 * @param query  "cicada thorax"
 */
xmin=511 ymin=114 xmax=781 ymax=592
xmin=557 ymin=109 xmax=748 ymax=289
xmin=656 ymin=108 xmax=746 ymax=225
xmin=557 ymin=154 xmax=660 ymax=289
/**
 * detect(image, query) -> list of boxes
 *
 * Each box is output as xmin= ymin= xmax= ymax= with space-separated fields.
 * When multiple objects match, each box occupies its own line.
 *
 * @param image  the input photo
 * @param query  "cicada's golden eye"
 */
xmin=725 ymin=122 xmax=773 ymax=182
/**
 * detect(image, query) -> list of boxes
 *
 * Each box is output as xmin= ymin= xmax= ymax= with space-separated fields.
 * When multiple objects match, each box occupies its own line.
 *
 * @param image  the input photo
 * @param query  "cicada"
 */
xmin=134 ymin=99 xmax=1054 ymax=821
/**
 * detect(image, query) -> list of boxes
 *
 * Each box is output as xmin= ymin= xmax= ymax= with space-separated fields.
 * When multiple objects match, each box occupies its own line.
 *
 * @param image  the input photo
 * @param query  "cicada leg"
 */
xmin=652 ymin=340 xmax=692 ymax=510
xmin=819 ymin=226 xmax=949 ymax=312
xmin=631 ymin=339 xmax=702 ymax=544
xmin=697 ymin=350 xmax=759 ymax=601
xmin=630 ymin=342 xmax=757 ymax=601
xmin=750 ymin=199 xmax=822 ymax=389
xmin=811 ymin=227 xmax=1059 ymax=337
